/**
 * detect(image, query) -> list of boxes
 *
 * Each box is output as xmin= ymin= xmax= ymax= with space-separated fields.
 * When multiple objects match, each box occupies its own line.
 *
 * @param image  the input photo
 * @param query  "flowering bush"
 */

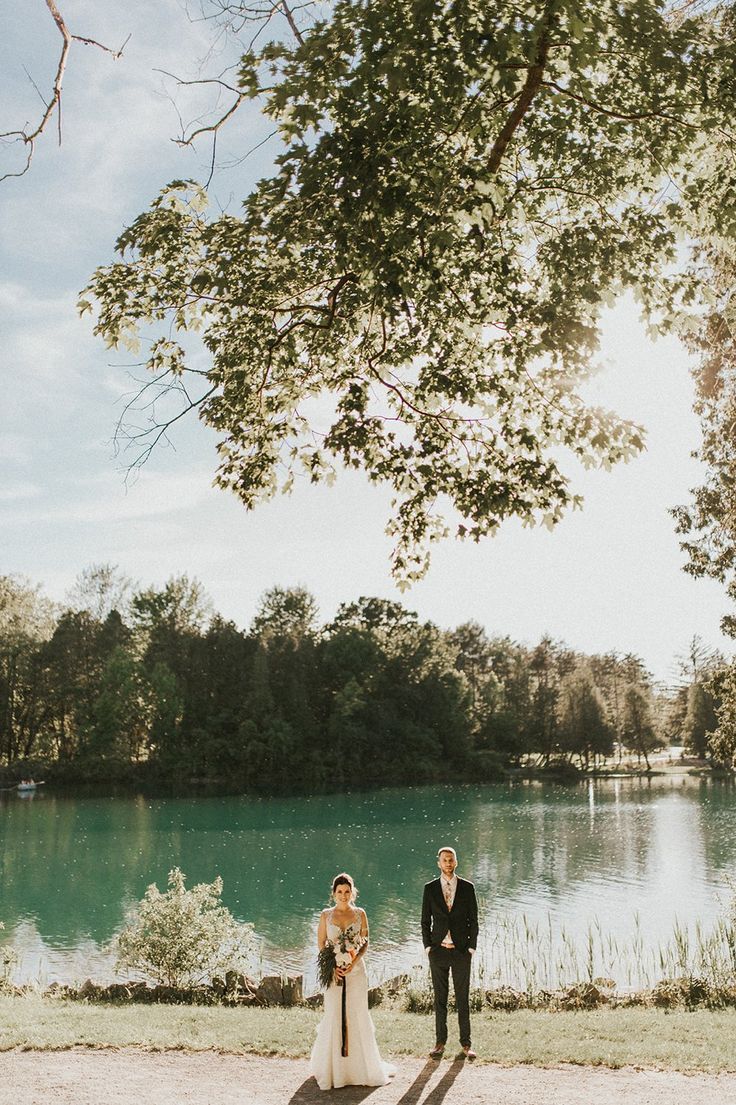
xmin=317 ymin=925 xmax=366 ymax=989
xmin=116 ymin=868 xmax=254 ymax=988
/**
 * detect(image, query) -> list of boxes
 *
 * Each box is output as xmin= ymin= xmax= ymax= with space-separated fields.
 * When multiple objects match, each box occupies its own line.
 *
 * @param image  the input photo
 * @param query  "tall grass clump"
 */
xmin=398 ymin=894 xmax=736 ymax=1010
xmin=0 ymin=923 xmax=17 ymax=990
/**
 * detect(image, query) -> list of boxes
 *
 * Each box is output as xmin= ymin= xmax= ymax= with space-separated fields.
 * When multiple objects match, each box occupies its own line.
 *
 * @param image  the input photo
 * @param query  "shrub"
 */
xmin=116 ymin=868 xmax=254 ymax=988
xmin=401 ymin=965 xmax=435 ymax=1013
xmin=558 ymin=981 xmax=609 ymax=1010
xmin=651 ymin=976 xmax=717 ymax=1009
xmin=485 ymin=986 xmax=529 ymax=1012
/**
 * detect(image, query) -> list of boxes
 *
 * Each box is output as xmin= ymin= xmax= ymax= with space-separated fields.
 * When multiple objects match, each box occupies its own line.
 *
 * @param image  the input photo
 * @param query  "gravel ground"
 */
xmin=1 ymin=1051 xmax=735 ymax=1105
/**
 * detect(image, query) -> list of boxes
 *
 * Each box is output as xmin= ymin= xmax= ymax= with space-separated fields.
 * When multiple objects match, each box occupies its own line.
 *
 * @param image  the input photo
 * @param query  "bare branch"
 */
xmin=0 ymin=0 xmax=128 ymax=183
xmin=175 ymin=91 xmax=248 ymax=148
xmin=666 ymin=0 xmax=713 ymax=26
xmin=114 ymin=370 xmax=217 ymax=474
xmin=219 ymin=126 xmax=279 ymax=171
xmin=154 ymin=70 xmax=244 ymax=98
xmin=279 ymin=0 xmax=305 ymax=45
xmin=152 ymin=69 xmax=266 ymax=184
xmin=152 ymin=1 xmax=314 ymax=184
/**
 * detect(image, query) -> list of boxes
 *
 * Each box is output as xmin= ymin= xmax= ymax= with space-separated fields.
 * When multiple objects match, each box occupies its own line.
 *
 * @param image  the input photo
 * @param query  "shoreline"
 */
xmin=4 ymin=969 xmax=736 ymax=1014
xmin=1 ymin=998 xmax=736 ymax=1074
xmin=0 ymin=758 xmax=729 ymax=800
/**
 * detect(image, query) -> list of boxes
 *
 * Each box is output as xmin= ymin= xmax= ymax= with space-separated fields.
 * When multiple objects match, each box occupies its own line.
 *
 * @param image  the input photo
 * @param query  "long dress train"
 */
xmin=309 ymin=921 xmax=395 ymax=1091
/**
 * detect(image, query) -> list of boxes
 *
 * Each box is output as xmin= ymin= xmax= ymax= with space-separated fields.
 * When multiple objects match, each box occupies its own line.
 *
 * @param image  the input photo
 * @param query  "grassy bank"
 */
xmin=1 ymin=996 xmax=735 ymax=1072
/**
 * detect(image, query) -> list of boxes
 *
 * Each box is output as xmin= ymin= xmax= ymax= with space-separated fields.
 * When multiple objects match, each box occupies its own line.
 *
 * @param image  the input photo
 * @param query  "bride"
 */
xmin=309 ymin=873 xmax=395 ymax=1091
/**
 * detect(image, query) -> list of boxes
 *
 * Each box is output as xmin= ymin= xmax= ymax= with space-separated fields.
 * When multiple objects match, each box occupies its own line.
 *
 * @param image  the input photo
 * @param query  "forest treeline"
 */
xmin=0 ymin=568 xmax=724 ymax=791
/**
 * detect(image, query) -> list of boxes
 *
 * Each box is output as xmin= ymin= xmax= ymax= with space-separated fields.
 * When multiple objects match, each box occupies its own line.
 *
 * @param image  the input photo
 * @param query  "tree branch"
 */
xmin=114 ymin=372 xmax=217 ymax=474
xmin=279 ymin=0 xmax=305 ymax=45
xmin=0 ymin=0 xmax=128 ymax=182
xmin=488 ymin=3 xmax=558 ymax=174
xmin=154 ymin=70 xmax=250 ymax=151
xmin=542 ymin=79 xmax=699 ymax=128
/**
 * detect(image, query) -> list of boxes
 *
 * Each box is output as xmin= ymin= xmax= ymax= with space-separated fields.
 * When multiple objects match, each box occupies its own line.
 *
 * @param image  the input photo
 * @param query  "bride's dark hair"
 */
xmin=331 ymin=872 xmax=358 ymax=899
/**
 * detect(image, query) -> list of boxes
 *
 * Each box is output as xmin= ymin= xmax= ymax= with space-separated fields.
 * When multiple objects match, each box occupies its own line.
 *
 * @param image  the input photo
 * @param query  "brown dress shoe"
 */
xmin=461 ymin=1045 xmax=477 ymax=1060
xmin=429 ymin=1043 xmax=445 ymax=1059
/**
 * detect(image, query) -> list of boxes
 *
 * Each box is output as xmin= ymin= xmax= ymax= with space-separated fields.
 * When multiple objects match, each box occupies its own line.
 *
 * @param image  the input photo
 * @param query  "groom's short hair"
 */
xmin=437 ymin=846 xmax=457 ymax=860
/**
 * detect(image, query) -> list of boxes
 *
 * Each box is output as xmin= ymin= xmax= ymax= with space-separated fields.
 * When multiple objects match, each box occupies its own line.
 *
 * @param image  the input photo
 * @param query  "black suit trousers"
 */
xmin=428 ymin=946 xmax=472 ymax=1046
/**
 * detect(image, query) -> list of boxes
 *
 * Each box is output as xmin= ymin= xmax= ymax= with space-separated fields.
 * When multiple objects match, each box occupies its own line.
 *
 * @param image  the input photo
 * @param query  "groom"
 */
xmin=421 ymin=846 xmax=479 ymax=1060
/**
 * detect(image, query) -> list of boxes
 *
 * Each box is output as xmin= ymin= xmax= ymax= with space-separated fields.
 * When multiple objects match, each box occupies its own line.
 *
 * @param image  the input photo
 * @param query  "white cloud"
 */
xmin=0 ymin=433 xmax=33 ymax=464
xmin=1 ymin=466 xmax=215 ymax=526
xmin=0 ymin=482 xmax=41 ymax=503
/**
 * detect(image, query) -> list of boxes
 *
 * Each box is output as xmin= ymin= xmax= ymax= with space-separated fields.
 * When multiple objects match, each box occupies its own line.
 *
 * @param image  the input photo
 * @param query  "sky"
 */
xmin=0 ymin=0 xmax=731 ymax=685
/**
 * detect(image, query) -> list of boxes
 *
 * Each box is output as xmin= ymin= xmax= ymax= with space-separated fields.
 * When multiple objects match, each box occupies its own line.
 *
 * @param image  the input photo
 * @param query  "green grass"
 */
xmin=1 ymin=996 xmax=736 ymax=1072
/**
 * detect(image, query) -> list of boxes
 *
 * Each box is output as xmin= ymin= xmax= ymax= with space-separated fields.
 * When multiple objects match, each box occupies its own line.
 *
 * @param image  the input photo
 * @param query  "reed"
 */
xmin=402 ymin=895 xmax=736 ymax=1011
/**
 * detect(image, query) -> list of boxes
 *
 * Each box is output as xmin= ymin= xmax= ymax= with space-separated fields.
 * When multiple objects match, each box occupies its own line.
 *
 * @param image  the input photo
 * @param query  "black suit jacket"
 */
xmin=421 ymin=876 xmax=479 ymax=953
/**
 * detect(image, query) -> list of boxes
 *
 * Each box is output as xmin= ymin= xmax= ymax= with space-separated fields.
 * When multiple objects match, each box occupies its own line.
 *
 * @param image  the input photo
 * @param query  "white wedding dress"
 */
xmin=310 ymin=916 xmax=395 ymax=1091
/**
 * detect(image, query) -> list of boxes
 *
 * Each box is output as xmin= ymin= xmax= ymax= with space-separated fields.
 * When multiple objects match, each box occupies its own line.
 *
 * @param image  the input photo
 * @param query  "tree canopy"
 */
xmin=82 ymin=0 xmax=736 ymax=581
xmin=674 ymin=242 xmax=736 ymax=635
xmin=1 ymin=566 xmax=688 ymax=788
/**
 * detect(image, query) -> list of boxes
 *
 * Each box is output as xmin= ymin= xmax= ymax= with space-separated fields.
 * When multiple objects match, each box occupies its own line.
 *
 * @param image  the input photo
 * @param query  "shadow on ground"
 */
xmin=288 ymin=1058 xmax=465 ymax=1104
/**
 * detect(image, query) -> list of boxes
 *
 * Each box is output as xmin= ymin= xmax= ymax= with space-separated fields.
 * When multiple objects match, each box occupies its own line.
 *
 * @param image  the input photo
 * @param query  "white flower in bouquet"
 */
xmin=317 ymin=927 xmax=367 ymax=988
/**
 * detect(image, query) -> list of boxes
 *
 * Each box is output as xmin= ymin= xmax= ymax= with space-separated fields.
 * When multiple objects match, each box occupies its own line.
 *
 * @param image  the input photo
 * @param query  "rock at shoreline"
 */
xmin=30 ymin=970 xmax=733 ymax=1013
xmin=255 ymin=974 xmax=303 ymax=1007
xmin=368 ymin=974 xmax=410 ymax=1008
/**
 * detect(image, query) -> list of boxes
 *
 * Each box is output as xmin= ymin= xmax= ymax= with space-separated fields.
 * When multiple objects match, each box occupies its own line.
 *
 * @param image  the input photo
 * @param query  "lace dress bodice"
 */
xmin=326 ymin=912 xmax=366 ymax=975
xmin=326 ymin=920 xmax=361 ymax=939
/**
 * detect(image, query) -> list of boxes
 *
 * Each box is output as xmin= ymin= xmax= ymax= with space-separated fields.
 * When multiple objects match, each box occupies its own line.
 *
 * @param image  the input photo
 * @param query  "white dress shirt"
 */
xmin=441 ymin=874 xmax=458 ymax=946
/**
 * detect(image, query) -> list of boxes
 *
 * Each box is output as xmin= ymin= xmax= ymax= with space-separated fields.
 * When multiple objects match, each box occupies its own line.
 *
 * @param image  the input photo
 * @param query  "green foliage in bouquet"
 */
xmin=317 ymin=942 xmax=338 ymax=990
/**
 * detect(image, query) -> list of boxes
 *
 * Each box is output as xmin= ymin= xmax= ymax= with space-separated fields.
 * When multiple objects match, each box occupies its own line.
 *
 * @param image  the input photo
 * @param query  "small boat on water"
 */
xmin=17 ymin=779 xmax=44 ymax=792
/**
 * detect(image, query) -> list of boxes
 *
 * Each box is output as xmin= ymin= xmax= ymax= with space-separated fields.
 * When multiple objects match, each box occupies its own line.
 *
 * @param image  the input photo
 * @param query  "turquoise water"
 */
xmin=1 ymin=775 xmax=735 ymax=989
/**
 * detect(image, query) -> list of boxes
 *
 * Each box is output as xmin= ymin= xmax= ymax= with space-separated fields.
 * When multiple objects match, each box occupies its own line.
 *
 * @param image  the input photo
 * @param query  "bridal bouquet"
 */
xmin=317 ymin=927 xmax=366 ymax=989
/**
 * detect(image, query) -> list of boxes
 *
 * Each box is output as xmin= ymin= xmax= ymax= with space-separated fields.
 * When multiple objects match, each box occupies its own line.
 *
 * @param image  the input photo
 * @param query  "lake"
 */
xmin=1 ymin=775 xmax=735 ymax=992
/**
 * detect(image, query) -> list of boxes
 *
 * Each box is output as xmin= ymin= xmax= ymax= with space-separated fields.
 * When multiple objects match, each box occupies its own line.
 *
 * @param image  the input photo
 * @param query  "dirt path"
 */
xmin=1 ymin=1051 xmax=735 ymax=1105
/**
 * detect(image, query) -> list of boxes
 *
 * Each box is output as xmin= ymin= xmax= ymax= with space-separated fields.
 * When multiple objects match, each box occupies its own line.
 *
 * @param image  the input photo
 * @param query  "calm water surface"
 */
xmin=1 ymin=776 xmax=735 ymax=989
